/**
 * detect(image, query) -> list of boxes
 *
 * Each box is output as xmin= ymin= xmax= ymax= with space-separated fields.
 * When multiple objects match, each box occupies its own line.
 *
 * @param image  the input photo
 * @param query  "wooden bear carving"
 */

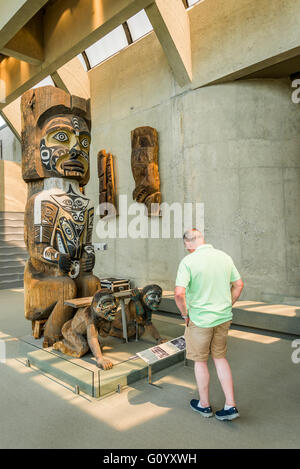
xmin=21 ymin=86 xmax=100 ymax=347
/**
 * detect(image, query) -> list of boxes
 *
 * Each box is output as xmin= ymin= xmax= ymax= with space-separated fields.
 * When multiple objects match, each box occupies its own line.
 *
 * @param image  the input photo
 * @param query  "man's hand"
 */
xmin=58 ymin=253 xmax=72 ymax=273
xmin=183 ymin=316 xmax=190 ymax=327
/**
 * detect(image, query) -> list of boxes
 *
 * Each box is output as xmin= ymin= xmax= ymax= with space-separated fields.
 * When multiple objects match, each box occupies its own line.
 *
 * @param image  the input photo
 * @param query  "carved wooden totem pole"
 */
xmin=21 ymin=86 xmax=100 ymax=347
xmin=97 ymin=149 xmax=117 ymax=218
xmin=131 ymin=126 xmax=161 ymax=216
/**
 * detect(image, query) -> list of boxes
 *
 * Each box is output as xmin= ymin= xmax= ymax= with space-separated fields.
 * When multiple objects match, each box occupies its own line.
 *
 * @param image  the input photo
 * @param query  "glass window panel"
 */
xmin=0 ymin=115 xmax=6 ymax=127
xmin=77 ymin=53 xmax=88 ymax=71
xmin=127 ymin=10 xmax=153 ymax=42
xmin=32 ymin=76 xmax=55 ymax=89
xmin=187 ymin=0 xmax=204 ymax=6
xmin=85 ymin=25 xmax=128 ymax=68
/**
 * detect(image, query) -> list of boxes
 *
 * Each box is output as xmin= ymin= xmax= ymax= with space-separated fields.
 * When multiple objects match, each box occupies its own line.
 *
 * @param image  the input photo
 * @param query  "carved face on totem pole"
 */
xmin=21 ymin=86 xmax=91 ymax=185
xmin=40 ymin=114 xmax=90 ymax=181
xmin=131 ymin=126 xmax=161 ymax=216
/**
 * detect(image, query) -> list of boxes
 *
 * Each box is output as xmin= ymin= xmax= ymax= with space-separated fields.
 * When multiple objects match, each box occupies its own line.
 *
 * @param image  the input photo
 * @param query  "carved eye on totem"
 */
xmin=74 ymin=198 xmax=83 ymax=208
xmin=80 ymin=137 xmax=89 ymax=149
xmin=53 ymin=131 xmax=69 ymax=143
xmin=61 ymin=220 xmax=74 ymax=240
xmin=60 ymin=198 xmax=72 ymax=207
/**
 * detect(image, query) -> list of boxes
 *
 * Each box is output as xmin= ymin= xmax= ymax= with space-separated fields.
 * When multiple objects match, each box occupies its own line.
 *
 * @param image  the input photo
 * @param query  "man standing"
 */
xmin=175 ymin=229 xmax=244 ymax=421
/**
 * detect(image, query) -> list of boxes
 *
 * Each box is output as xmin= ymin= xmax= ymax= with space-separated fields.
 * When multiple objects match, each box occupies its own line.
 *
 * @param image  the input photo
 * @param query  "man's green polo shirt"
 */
xmin=175 ymin=244 xmax=241 ymax=328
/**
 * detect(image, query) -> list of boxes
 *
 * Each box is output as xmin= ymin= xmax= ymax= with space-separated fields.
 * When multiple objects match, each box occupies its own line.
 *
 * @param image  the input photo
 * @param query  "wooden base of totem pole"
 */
xmin=32 ymin=320 xmax=47 ymax=340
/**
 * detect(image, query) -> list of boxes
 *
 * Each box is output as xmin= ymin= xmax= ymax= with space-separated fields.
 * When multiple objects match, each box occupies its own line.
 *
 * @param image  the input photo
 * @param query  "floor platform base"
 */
xmin=18 ymin=314 xmax=186 ymax=398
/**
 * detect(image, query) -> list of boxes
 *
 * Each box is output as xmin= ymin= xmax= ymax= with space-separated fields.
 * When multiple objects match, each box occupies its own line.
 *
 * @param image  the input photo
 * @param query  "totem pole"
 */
xmin=131 ymin=126 xmax=161 ymax=216
xmin=21 ymin=86 xmax=100 ymax=347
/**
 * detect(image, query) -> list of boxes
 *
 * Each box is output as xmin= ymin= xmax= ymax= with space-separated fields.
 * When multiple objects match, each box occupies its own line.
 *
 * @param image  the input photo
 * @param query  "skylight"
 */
xmin=80 ymin=4 xmax=200 ymax=71
xmin=77 ymin=53 xmax=88 ymax=71
xmin=187 ymin=0 xmax=204 ymax=6
xmin=31 ymin=76 xmax=55 ymax=89
xmin=127 ymin=10 xmax=153 ymax=42
xmin=85 ymin=25 xmax=128 ymax=69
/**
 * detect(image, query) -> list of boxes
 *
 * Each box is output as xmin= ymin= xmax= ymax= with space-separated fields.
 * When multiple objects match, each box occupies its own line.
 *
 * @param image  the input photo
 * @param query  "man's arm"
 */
xmin=174 ymin=286 xmax=189 ymax=325
xmin=231 ymin=279 xmax=244 ymax=305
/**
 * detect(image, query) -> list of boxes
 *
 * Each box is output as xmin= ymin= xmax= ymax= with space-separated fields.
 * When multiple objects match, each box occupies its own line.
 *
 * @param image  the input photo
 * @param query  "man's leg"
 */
xmin=185 ymin=322 xmax=213 ymax=406
xmin=213 ymin=357 xmax=236 ymax=407
xmin=194 ymin=361 xmax=210 ymax=407
xmin=185 ymin=321 xmax=213 ymax=415
xmin=211 ymin=321 xmax=236 ymax=407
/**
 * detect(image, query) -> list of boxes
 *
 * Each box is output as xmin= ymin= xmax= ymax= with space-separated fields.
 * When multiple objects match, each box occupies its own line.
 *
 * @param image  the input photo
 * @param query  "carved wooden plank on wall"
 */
xmin=131 ymin=126 xmax=161 ymax=216
xmin=97 ymin=149 xmax=117 ymax=218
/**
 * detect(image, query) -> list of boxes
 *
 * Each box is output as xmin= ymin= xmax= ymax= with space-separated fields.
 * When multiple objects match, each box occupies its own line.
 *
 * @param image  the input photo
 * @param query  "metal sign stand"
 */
xmin=147 ymin=365 xmax=162 ymax=389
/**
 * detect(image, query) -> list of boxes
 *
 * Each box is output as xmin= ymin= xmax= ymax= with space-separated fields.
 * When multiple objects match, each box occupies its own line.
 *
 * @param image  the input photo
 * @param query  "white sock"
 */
xmin=224 ymin=404 xmax=235 ymax=410
xmin=198 ymin=401 xmax=209 ymax=408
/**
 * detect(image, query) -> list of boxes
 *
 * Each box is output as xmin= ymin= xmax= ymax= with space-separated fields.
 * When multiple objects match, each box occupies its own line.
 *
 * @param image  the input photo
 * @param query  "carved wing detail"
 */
xmin=34 ymin=201 xmax=58 ymax=243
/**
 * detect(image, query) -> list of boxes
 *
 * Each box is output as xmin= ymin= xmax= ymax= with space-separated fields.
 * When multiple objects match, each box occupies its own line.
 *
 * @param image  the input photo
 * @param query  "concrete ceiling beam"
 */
xmin=146 ymin=0 xmax=192 ymax=87
xmin=0 ymin=98 xmax=22 ymax=141
xmin=0 ymin=0 xmax=48 ymax=49
xmin=51 ymin=57 xmax=90 ymax=99
xmin=1 ymin=14 xmax=44 ymax=65
xmin=0 ymin=0 xmax=154 ymax=107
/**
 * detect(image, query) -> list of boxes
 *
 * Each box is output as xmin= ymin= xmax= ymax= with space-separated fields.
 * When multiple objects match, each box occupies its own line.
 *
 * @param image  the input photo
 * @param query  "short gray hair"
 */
xmin=183 ymin=229 xmax=203 ymax=242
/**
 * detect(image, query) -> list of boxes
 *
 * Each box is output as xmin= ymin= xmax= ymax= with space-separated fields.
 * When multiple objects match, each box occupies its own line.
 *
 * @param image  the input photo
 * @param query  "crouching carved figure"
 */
xmin=22 ymin=86 xmax=100 ymax=347
xmin=53 ymin=285 xmax=166 ymax=370
xmin=54 ymin=290 xmax=118 ymax=370
xmin=109 ymin=284 xmax=166 ymax=343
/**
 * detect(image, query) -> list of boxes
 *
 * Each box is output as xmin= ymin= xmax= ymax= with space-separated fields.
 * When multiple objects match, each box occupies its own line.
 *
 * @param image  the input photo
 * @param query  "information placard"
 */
xmin=137 ymin=336 xmax=186 ymax=365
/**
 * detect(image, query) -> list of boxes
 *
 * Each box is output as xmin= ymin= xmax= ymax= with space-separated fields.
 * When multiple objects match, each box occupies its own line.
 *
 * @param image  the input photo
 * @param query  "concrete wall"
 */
xmin=0 ymin=124 xmax=21 ymax=162
xmin=87 ymin=6 xmax=300 ymax=303
xmin=0 ymin=161 xmax=27 ymax=289
xmin=187 ymin=0 xmax=300 ymax=86
xmin=0 ymin=160 xmax=26 ymax=212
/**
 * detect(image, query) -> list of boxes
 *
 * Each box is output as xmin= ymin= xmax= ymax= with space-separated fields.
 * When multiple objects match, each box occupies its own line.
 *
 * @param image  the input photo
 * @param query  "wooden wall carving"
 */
xmin=97 ymin=149 xmax=117 ymax=218
xmin=131 ymin=126 xmax=161 ymax=216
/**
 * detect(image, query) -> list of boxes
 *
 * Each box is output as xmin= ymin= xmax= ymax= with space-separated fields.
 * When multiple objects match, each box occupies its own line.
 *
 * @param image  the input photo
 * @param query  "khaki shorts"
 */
xmin=184 ymin=320 xmax=231 ymax=362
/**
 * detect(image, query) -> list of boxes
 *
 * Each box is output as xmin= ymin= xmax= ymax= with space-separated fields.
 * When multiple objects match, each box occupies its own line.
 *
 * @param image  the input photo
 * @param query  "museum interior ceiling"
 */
xmin=1 ymin=0 xmax=299 ymax=137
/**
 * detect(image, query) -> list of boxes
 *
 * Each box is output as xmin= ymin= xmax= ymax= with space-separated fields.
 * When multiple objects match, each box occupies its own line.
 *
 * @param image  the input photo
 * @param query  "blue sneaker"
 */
xmin=190 ymin=399 xmax=213 ymax=417
xmin=215 ymin=406 xmax=240 ymax=421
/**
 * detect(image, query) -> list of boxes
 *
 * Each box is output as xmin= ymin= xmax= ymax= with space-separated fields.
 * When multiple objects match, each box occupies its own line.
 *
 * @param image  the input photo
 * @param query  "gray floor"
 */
xmin=0 ymin=288 xmax=299 ymax=449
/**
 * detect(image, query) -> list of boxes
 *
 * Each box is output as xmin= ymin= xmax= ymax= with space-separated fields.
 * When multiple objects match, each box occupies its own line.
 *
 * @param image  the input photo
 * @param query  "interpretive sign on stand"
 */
xmin=137 ymin=336 xmax=186 ymax=365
